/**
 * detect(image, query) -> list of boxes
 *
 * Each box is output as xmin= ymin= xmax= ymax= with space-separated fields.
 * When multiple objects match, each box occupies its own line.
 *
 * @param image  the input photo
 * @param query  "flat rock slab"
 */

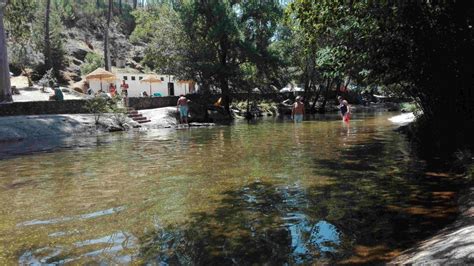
xmin=189 ymin=122 xmax=215 ymax=127
xmin=175 ymin=123 xmax=216 ymax=129
xmin=390 ymin=187 xmax=474 ymax=265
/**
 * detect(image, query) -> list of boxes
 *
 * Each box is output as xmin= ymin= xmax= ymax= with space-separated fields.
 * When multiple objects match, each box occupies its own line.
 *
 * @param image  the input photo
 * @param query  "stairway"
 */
xmin=127 ymin=109 xmax=151 ymax=124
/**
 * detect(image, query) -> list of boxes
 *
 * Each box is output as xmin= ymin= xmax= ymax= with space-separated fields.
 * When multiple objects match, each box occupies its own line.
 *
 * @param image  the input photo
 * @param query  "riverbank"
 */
xmin=389 ymin=113 xmax=474 ymax=264
xmin=0 ymin=107 xmax=216 ymax=143
xmin=390 ymin=186 xmax=474 ymax=264
xmin=0 ymin=113 xmax=138 ymax=143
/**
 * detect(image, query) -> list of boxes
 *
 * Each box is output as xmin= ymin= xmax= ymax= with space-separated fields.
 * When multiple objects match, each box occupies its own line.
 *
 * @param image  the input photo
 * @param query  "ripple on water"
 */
xmin=19 ymin=231 xmax=138 ymax=265
xmin=17 ymin=206 xmax=125 ymax=227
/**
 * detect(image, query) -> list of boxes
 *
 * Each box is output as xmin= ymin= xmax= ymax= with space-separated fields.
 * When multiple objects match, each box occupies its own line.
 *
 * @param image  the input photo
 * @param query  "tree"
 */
xmin=5 ymin=0 xmax=36 ymax=87
xmin=104 ymin=0 xmax=112 ymax=71
xmin=0 ymin=0 xmax=12 ymax=103
xmin=132 ymin=2 xmax=188 ymax=76
xmin=32 ymin=0 xmax=65 ymax=81
xmin=291 ymin=0 xmax=474 ymax=153
xmin=81 ymin=52 xmax=104 ymax=76
xmin=179 ymin=1 xmax=244 ymax=114
xmin=240 ymin=0 xmax=284 ymax=92
xmin=44 ymin=0 xmax=51 ymax=71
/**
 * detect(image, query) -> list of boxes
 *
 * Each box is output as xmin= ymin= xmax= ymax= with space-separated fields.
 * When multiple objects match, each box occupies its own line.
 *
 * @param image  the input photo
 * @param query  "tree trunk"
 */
xmin=0 ymin=3 xmax=12 ymax=103
xmin=104 ymin=0 xmax=112 ymax=71
xmin=133 ymin=0 xmax=137 ymax=9
xmin=219 ymin=40 xmax=231 ymax=115
xmin=319 ymin=78 xmax=333 ymax=113
xmin=119 ymin=0 xmax=122 ymax=14
xmin=310 ymin=82 xmax=321 ymax=112
xmin=44 ymin=0 xmax=51 ymax=71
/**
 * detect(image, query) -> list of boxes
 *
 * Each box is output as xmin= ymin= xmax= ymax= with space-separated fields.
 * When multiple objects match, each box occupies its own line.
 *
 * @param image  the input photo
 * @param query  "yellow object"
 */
xmin=214 ymin=97 xmax=222 ymax=107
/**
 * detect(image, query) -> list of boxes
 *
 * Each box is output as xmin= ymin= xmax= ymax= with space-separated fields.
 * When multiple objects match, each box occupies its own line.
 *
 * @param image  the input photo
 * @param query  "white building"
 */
xmin=88 ymin=73 xmax=196 ymax=97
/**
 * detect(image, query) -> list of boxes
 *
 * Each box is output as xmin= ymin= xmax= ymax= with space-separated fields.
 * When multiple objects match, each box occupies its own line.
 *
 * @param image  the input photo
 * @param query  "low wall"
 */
xmin=127 ymin=96 xmax=179 ymax=110
xmin=127 ymin=93 xmax=285 ymax=110
xmin=0 ymin=100 xmax=89 ymax=116
xmin=0 ymin=93 xmax=289 ymax=116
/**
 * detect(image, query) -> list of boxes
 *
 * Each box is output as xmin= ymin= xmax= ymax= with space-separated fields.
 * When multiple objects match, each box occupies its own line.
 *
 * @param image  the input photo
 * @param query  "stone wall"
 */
xmin=127 ymin=96 xmax=179 ymax=110
xmin=0 ymin=100 xmax=89 ymax=116
xmin=127 ymin=93 xmax=285 ymax=110
xmin=0 ymin=93 xmax=287 ymax=116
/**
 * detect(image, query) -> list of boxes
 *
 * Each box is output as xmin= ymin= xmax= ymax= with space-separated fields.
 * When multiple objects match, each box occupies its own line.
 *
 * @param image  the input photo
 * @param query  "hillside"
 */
xmin=5 ymin=1 xmax=145 ymax=86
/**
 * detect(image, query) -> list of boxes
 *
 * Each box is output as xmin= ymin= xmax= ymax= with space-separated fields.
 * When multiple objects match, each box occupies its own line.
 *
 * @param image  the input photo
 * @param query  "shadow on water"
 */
xmin=139 ymin=181 xmax=343 ymax=265
xmin=138 ymin=137 xmax=466 ymax=265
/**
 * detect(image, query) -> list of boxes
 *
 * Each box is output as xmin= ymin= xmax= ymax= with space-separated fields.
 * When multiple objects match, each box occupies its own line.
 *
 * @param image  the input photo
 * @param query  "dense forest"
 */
xmin=0 ymin=0 xmax=473 ymax=157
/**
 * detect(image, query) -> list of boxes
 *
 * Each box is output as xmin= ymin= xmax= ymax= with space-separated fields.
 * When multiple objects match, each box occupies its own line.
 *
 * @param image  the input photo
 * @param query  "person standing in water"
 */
xmin=177 ymin=94 xmax=190 ymax=125
xmin=338 ymin=96 xmax=351 ymax=122
xmin=291 ymin=96 xmax=305 ymax=123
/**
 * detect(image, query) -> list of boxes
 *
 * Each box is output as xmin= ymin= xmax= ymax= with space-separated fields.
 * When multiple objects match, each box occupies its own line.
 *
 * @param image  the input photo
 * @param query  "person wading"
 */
xmin=291 ymin=96 xmax=305 ymax=123
xmin=177 ymin=94 xmax=190 ymax=125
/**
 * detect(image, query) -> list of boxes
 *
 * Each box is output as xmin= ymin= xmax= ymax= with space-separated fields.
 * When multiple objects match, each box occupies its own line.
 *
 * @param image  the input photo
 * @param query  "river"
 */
xmin=0 ymin=112 xmax=463 ymax=264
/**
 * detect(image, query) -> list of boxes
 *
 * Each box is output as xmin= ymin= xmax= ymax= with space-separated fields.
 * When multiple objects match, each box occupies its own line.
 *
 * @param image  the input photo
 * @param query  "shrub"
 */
xmin=80 ymin=53 xmax=104 ymax=76
xmin=84 ymin=97 xmax=109 ymax=125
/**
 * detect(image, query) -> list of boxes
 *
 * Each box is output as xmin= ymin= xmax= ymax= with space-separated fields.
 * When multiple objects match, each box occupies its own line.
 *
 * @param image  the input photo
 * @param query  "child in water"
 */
xmin=340 ymin=99 xmax=351 ymax=122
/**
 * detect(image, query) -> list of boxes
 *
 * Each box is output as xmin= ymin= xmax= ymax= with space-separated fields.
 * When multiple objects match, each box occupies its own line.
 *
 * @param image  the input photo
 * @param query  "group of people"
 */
xmin=291 ymin=95 xmax=351 ymax=123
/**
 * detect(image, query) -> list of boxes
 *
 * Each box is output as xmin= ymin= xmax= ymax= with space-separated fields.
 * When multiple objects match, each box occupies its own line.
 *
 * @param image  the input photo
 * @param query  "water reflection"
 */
xmin=139 ymin=182 xmax=343 ymax=265
xmin=19 ymin=231 xmax=137 ymax=265
xmin=0 ymin=113 xmax=465 ymax=264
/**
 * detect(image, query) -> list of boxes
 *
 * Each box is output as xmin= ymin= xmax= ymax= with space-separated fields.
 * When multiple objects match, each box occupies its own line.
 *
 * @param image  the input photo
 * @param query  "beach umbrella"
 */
xmin=85 ymin=68 xmax=116 ymax=91
xmin=140 ymin=75 xmax=162 ymax=96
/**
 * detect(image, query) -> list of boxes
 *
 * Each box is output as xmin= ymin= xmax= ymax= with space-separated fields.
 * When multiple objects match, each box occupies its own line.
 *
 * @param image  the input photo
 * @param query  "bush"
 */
xmin=81 ymin=53 xmax=104 ymax=76
xmin=84 ymin=97 xmax=109 ymax=125
xmin=400 ymin=102 xmax=419 ymax=113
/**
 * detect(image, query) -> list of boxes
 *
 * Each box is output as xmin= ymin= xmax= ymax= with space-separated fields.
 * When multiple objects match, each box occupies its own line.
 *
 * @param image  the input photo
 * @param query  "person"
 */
xmin=339 ymin=98 xmax=351 ymax=122
xmin=291 ymin=96 xmax=305 ymax=123
xmin=177 ymin=94 xmax=190 ymax=124
xmin=49 ymin=86 xmax=64 ymax=101
xmin=120 ymin=80 xmax=129 ymax=93
xmin=338 ymin=96 xmax=345 ymax=117
xmin=142 ymin=91 xmax=149 ymax=97
xmin=109 ymin=83 xmax=116 ymax=97
xmin=122 ymin=89 xmax=129 ymax=107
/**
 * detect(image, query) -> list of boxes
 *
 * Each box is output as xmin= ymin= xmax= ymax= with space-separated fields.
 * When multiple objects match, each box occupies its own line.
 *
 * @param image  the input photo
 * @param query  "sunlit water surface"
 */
xmin=0 ymin=113 xmax=463 ymax=264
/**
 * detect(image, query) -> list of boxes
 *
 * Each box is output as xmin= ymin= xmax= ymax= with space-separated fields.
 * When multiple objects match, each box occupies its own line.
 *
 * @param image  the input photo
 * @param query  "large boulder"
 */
xmin=66 ymin=41 xmax=92 ymax=62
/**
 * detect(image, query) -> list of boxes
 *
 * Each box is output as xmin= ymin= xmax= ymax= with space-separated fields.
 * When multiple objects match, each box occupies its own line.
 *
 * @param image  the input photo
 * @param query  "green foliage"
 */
xmin=81 ymin=52 xmax=104 ymax=76
xmin=5 ymin=0 xmax=37 ymax=74
xmin=84 ymin=96 xmax=110 ymax=125
xmin=400 ymin=102 xmax=419 ymax=114
xmin=290 ymin=0 xmax=474 ymax=152
xmin=132 ymin=3 xmax=187 ymax=75
xmin=52 ymin=0 xmax=76 ymax=25
xmin=31 ymin=1 xmax=66 ymax=80
xmin=5 ymin=0 xmax=36 ymax=43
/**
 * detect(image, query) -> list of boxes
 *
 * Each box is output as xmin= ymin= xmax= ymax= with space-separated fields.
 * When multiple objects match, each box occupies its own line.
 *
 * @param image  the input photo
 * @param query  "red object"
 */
xmin=344 ymin=113 xmax=351 ymax=122
xmin=121 ymin=80 xmax=129 ymax=90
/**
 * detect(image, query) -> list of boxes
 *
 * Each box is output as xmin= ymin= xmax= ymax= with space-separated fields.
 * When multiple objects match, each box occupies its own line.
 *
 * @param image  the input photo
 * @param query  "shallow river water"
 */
xmin=0 ymin=112 xmax=463 ymax=264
